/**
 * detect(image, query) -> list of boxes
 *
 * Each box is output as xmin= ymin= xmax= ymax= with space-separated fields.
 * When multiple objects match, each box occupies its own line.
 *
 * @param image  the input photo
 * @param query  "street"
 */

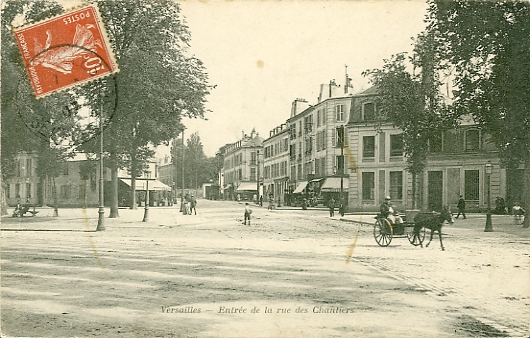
xmin=1 ymin=200 xmax=529 ymax=338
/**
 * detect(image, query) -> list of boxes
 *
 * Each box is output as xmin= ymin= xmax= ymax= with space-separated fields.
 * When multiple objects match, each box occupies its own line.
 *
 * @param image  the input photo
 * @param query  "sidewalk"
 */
xmin=0 ymin=206 xmax=203 ymax=232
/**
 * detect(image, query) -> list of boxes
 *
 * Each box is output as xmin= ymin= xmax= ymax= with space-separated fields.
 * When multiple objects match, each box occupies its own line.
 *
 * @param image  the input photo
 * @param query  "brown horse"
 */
xmin=413 ymin=207 xmax=454 ymax=251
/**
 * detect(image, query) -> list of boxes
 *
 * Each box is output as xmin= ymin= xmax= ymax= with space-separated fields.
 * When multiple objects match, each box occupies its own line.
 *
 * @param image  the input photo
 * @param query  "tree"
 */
xmin=78 ymin=0 xmax=210 ymax=216
xmin=1 ymin=0 xmax=83 ymax=215
xmin=428 ymin=0 xmax=530 ymax=227
xmin=363 ymin=45 xmax=451 ymax=209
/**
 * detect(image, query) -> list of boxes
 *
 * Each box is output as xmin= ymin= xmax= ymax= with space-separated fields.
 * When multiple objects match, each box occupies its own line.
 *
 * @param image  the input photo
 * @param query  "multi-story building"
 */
xmin=222 ymin=129 xmax=263 ymax=201
xmin=346 ymin=87 xmax=508 ymax=212
xmin=262 ymin=124 xmax=289 ymax=205
xmin=4 ymin=152 xmax=102 ymax=208
xmin=285 ymin=82 xmax=352 ymax=206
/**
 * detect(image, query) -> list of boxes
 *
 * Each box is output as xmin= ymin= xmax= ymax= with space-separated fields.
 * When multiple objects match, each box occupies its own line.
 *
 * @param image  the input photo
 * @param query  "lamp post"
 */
xmin=484 ymin=162 xmax=493 ymax=232
xmin=142 ymin=170 xmax=151 ymax=222
xmin=96 ymin=98 xmax=106 ymax=231
xmin=256 ymin=149 xmax=260 ymax=205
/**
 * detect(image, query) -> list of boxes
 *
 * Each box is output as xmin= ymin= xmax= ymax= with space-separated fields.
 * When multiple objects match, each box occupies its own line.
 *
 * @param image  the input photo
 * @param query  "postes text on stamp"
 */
xmin=13 ymin=4 xmax=118 ymax=98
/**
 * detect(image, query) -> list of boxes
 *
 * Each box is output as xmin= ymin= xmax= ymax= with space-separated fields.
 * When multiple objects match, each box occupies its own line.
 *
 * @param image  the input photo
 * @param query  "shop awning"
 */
xmin=120 ymin=178 xmax=171 ymax=191
xmin=224 ymin=183 xmax=233 ymax=190
xmin=292 ymin=181 xmax=308 ymax=194
xmin=321 ymin=177 xmax=349 ymax=192
xmin=236 ymin=182 xmax=257 ymax=191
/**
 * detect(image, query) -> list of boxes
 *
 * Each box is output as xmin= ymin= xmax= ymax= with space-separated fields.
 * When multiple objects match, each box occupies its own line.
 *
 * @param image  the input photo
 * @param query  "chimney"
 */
xmin=290 ymin=98 xmax=309 ymax=118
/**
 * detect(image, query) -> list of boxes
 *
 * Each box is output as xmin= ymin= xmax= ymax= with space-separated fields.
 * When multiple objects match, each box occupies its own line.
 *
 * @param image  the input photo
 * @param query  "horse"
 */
xmin=413 ymin=207 xmax=454 ymax=251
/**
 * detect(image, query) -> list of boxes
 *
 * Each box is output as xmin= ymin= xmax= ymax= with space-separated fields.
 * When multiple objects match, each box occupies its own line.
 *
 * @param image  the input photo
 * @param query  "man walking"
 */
xmin=244 ymin=203 xmax=252 ymax=225
xmin=190 ymin=195 xmax=197 ymax=215
xmin=456 ymin=195 xmax=466 ymax=219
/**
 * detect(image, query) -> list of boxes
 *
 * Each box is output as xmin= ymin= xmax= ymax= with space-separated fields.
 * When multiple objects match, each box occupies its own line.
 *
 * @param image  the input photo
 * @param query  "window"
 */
xmin=26 ymin=159 xmax=33 ymax=177
xmin=336 ymin=155 xmax=345 ymax=175
xmin=464 ymin=170 xmax=480 ymax=201
xmin=464 ymin=170 xmax=479 ymax=201
xmin=250 ymin=168 xmax=256 ymax=181
xmin=390 ymin=134 xmax=404 ymax=157
xmin=6 ymin=184 xmax=11 ymax=198
xmin=336 ymin=126 xmax=345 ymax=148
xmin=363 ymin=136 xmax=375 ymax=159
xmin=15 ymin=183 xmax=20 ymax=198
xmin=251 ymin=152 xmax=257 ymax=165
xmin=390 ymin=171 xmax=403 ymax=200
xmin=26 ymin=183 xmax=31 ymax=198
xmin=238 ymin=169 xmax=242 ymax=180
xmin=297 ymin=164 xmax=303 ymax=180
xmin=465 ymin=129 xmax=480 ymax=151
xmin=298 ymin=121 xmax=302 ymax=137
xmin=362 ymin=102 xmax=375 ymax=121
xmin=317 ymin=110 xmax=321 ymax=127
xmin=290 ymin=124 xmax=297 ymax=139
xmin=290 ymin=165 xmax=296 ymax=181
xmin=362 ymin=172 xmax=375 ymax=201
xmin=335 ymin=104 xmax=345 ymax=121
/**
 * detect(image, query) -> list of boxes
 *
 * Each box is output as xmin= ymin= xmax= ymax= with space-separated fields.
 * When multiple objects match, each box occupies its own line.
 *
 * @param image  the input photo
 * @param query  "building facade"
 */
xmin=222 ymin=129 xmax=263 ymax=201
xmin=262 ymin=124 xmax=289 ymax=205
xmin=346 ymin=87 xmax=506 ymax=213
xmin=285 ymin=84 xmax=352 ymax=206
xmin=4 ymin=153 xmax=102 ymax=208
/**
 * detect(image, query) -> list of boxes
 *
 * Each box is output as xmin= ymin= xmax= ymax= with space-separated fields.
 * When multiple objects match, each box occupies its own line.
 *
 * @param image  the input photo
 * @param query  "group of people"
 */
xmin=180 ymin=194 xmax=197 ymax=215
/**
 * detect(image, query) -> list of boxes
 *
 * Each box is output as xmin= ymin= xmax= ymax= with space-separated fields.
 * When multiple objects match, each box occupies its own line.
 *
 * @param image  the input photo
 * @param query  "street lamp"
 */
xmin=142 ymin=170 xmax=151 ymax=222
xmin=484 ymin=162 xmax=493 ymax=232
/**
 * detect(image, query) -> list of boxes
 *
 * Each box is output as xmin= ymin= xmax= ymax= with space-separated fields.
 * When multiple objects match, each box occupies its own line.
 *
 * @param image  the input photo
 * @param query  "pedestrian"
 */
xmin=456 ymin=195 xmax=466 ymax=219
xmin=243 ymin=202 xmax=252 ymax=225
xmin=512 ymin=202 xmax=525 ymax=225
xmin=328 ymin=197 xmax=335 ymax=217
xmin=190 ymin=195 xmax=197 ymax=215
xmin=339 ymin=198 xmax=345 ymax=217
xmin=259 ymin=195 xmax=263 ymax=207
xmin=268 ymin=194 xmax=274 ymax=210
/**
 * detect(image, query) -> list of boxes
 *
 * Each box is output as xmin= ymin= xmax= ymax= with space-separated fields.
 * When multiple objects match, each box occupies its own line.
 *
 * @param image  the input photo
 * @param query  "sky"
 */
xmin=13 ymin=0 xmax=428 ymax=158
xmin=175 ymin=0 xmax=429 ymax=157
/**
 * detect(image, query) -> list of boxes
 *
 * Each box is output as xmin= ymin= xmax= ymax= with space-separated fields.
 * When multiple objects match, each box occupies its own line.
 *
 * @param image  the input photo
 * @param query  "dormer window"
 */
xmin=362 ymin=102 xmax=376 ymax=121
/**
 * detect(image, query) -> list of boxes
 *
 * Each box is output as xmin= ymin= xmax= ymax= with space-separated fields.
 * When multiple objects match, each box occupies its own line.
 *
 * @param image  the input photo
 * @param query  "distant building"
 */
xmin=285 ymin=84 xmax=352 ymax=206
xmin=4 ymin=152 xmax=102 ymax=208
xmin=262 ymin=124 xmax=289 ymax=205
xmin=222 ymin=129 xmax=263 ymax=201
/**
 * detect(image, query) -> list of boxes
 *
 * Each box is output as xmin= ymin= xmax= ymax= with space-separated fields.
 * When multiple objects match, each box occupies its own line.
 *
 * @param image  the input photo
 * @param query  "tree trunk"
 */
xmin=1 ymin=185 xmax=7 ymax=216
xmin=523 ymin=154 xmax=530 ymax=228
xmin=411 ymin=172 xmax=417 ymax=210
xmin=109 ymin=160 xmax=119 ymax=218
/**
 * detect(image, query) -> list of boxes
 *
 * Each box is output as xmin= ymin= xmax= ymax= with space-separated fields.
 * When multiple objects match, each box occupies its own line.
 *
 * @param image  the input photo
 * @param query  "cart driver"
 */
xmin=380 ymin=196 xmax=403 ymax=225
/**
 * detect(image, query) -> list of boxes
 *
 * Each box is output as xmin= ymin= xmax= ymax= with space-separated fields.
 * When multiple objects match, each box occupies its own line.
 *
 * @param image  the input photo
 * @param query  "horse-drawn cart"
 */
xmin=373 ymin=209 xmax=453 ymax=249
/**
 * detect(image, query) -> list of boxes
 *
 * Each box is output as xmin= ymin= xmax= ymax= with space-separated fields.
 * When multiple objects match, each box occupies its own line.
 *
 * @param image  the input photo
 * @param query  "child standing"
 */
xmin=244 ymin=203 xmax=252 ymax=225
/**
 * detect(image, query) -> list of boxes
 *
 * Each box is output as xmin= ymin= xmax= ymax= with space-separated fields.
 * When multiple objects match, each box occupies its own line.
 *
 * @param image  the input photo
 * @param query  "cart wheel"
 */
xmin=374 ymin=219 xmax=393 ymax=247
xmin=407 ymin=226 xmax=426 ymax=246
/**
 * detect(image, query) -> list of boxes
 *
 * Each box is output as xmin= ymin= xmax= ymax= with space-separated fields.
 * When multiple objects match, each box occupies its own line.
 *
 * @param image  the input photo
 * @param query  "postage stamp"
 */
xmin=13 ymin=4 xmax=118 ymax=98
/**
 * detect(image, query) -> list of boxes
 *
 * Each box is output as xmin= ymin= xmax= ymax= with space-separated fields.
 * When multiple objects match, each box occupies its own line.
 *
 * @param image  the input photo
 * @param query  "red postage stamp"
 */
xmin=13 ymin=4 xmax=118 ymax=98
